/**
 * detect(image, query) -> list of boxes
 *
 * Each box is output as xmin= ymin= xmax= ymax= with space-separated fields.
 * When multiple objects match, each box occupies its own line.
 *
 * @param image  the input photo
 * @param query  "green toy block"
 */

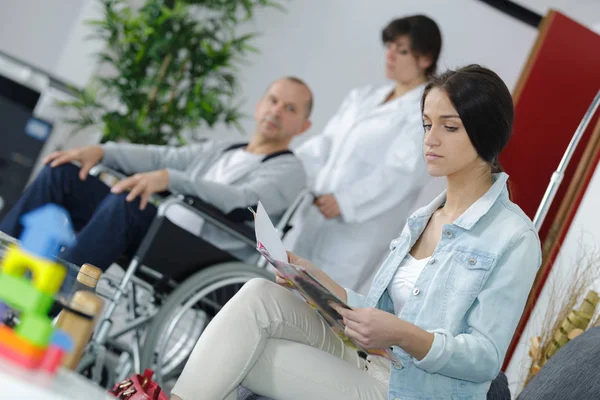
xmin=15 ymin=313 xmax=53 ymax=347
xmin=0 ymin=273 xmax=54 ymax=314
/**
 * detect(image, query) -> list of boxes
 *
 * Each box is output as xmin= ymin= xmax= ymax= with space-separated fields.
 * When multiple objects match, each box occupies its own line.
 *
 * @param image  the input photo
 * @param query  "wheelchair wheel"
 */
xmin=139 ymin=261 xmax=273 ymax=389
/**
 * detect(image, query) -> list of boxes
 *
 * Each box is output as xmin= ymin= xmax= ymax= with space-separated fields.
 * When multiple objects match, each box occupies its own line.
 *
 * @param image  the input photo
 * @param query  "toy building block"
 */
xmin=50 ymin=329 xmax=74 ymax=353
xmin=0 ymin=273 xmax=55 ymax=315
xmin=0 ymin=325 xmax=45 ymax=359
xmin=16 ymin=312 xmax=54 ymax=347
xmin=39 ymin=330 xmax=74 ymax=375
xmin=19 ymin=204 xmax=76 ymax=261
xmin=40 ymin=345 xmax=65 ymax=374
xmin=0 ymin=340 xmax=43 ymax=369
xmin=1 ymin=245 xmax=66 ymax=295
xmin=0 ymin=301 xmax=7 ymax=321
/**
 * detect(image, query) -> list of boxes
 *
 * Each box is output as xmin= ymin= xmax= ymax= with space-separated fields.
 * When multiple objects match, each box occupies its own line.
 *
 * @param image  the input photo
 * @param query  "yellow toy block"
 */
xmin=1 ymin=245 xmax=66 ymax=295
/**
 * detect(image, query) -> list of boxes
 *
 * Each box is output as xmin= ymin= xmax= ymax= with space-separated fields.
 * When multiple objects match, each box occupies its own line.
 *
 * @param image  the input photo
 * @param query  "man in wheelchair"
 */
xmin=0 ymin=77 xmax=313 ymax=279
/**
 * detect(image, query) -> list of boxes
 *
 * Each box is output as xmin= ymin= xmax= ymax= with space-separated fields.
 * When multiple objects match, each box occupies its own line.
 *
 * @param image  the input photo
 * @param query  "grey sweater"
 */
xmin=101 ymin=140 xmax=307 ymax=218
xmin=100 ymin=140 xmax=307 ymax=260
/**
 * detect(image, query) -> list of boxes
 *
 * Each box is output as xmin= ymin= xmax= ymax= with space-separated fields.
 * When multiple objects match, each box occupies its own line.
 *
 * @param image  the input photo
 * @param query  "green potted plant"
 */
xmin=59 ymin=0 xmax=282 ymax=145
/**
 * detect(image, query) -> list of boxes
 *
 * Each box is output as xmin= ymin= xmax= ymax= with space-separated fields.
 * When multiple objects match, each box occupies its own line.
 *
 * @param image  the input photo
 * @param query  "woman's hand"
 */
xmin=287 ymin=251 xmax=320 ymax=275
xmin=275 ymin=252 xmax=320 ymax=287
xmin=282 ymin=252 xmax=347 ymax=302
xmin=274 ymin=269 xmax=292 ymax=287
xmin=332 ymin=306 xmax=403 ymax=350
xmin=332 ymin=305 xmax=435 ymax=359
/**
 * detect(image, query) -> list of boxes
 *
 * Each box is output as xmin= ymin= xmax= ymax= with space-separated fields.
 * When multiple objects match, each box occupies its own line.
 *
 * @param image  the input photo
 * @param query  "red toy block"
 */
xmin=0 ymin=339 xmax=43 ymax=369
xmin=40 ymin=345 xmax=65 ymax=374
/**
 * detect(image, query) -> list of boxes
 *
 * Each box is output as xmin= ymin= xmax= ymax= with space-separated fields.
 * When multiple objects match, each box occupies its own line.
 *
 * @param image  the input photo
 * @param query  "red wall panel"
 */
xmin=501 ymin=11 xmax=600 ymax=368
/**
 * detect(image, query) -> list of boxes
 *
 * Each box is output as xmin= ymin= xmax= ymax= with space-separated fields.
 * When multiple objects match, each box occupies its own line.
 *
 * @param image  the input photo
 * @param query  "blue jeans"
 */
xmin=0 ymin=164 xmax=157 ymax=273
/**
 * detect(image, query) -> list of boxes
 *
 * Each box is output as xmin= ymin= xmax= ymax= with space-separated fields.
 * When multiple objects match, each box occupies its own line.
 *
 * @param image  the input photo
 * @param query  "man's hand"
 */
xmin=314 ymin=194 xmax=341 ymax=219
xmin=111 ymin=170 xmax=169 ymax=210
xmin=331 ymin=305 xmax=403 ymax=350
xmin=43 ymin=146 xmax=104 ymax=181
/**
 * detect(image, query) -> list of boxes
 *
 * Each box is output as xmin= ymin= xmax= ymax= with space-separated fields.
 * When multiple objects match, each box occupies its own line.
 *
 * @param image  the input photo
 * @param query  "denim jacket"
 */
xmin=346 ymin=173 xmax=541 ymax=400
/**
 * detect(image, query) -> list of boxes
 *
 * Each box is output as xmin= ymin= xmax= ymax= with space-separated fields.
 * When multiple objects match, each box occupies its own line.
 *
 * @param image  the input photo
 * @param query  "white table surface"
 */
xmin=0 ymin=357 xmax=115 ymax=399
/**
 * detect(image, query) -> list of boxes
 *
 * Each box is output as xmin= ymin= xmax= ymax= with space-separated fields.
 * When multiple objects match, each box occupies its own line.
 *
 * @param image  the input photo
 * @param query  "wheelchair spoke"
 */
xmin=137 ymin=263 xmax=275 ymax=390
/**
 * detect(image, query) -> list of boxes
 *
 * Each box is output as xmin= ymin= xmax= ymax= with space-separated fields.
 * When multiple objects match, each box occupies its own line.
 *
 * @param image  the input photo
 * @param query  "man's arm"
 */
xmin=167 ymin=156 xmax=307 ymax=217
xmin=101 ymin=141 xmax=215 ymax=175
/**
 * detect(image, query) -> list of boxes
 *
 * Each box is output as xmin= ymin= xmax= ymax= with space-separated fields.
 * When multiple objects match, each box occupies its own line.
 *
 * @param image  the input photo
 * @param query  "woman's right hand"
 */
xmin=287 ymin=251 xmax=320 ymax=274
xmin=275 ymin=252 xmax=319 ymax=287
xmin=274 ymin=268 xmax=292 ymax=287
xmin=284 ymin=251 xmax=348 ymax=303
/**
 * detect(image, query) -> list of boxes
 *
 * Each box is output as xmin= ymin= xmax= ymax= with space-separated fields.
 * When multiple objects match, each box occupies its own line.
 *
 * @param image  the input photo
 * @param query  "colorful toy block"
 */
xmin=16 ymin=313 xmax=54 ymax=347
xmin=0 ymin=325 xmax=45 ymax=359
xmin=0 ymin=337 xmax=44 ymax=369
xmin=0 ymin=203 xmax=77 ymax=375
xmin=0 ymin=273 xmax=55 ymax=314
xmin=1 ymin=245 xmax=66 ymax=295
xmin=51 ymin=329 xmax=74 ymax=353
xmin=19 ymin=204 xmax=76 ymax=260
xmin=40 ymin=345 xmax=65 ymax=374
xmin=0 ymin=301 xmax=7 ymax=321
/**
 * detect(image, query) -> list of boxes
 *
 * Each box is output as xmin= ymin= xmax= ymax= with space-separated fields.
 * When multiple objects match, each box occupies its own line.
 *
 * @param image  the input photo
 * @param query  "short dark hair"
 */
xmin=381 ymin=15 xmax=442 ymax=77
xmin=278 ymin=76 xmax=314 ymax=118
xmin=421 ymin=64 xmax=514 ymax=173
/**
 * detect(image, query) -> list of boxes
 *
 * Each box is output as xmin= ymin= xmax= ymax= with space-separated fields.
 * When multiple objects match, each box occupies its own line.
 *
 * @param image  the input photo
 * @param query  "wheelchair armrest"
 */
xmin=88 ymin=164 xmax=128 ymax=180
xmin=159 ymin=195 xmax=256 ymax=247
xmin=89 ymin=164 xmax=166 ymax=204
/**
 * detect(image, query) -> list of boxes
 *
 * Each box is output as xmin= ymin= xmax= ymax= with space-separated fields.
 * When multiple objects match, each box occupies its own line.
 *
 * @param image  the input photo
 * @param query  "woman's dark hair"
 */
xmin=381 ymin=15 xmax=442 ymax=77
xmin=420 ymin=64 xmax=514 ymax=173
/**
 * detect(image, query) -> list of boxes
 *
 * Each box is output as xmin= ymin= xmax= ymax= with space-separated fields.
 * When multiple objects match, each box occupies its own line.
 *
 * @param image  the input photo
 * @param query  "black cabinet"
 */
xmin=0 ymin=95 xmax=52 ymax=219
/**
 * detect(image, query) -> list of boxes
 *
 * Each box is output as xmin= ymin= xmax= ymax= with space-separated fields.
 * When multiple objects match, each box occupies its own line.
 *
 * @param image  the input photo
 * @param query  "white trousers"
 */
xmin=172 ymin=278 xmax=389 ymax=400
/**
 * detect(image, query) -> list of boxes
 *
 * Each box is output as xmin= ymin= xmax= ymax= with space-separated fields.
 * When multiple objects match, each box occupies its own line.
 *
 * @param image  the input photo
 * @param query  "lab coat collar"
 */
xmin=409 ymin=172 xmax=510 ymax=231
xmin=380 ymin=82 xmax=426 ymax=107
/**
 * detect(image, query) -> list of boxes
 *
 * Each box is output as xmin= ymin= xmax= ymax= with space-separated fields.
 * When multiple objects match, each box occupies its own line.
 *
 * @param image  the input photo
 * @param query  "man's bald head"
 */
xmin=266 ymin=77 xmax=313 ymax=118
xmin=254 ymin=77 xmax=313 ymax=145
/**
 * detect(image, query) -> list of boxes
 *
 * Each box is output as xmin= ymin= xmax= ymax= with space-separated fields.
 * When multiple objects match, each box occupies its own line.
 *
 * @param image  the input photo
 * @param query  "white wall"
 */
xmin=206 ymin=0 xmax=538 ymax=213
xmin=0 ymin=0 xmax=102 ymax=88
xmin=214 ymin=0 xmax=537 ymax=145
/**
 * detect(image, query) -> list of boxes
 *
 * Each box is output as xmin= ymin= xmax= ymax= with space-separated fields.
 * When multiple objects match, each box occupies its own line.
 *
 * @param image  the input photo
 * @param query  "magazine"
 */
xmin=251 ymin=202 xmax=402 ymax=365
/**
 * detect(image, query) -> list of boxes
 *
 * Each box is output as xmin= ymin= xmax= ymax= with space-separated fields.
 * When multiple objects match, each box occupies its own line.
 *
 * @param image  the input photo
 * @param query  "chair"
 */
xmin=77 ymin=165 xmax=308 ymax=390
xmin=516 ymin=326 xmax=600 ymax=400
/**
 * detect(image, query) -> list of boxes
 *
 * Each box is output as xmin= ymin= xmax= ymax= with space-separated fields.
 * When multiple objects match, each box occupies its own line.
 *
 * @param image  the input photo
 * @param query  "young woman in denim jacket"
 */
xmin=170 ymin=65 xmax=542 ymax=400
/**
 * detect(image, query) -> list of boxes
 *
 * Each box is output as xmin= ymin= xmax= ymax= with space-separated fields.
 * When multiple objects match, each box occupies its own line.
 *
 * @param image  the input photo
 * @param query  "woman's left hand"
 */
xmin=332 ymin=305 xmax=403 ymax=350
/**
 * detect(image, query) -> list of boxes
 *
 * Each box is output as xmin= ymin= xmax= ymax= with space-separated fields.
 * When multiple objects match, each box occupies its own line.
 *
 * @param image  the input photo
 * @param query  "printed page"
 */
xmin=253 ymin=201 xmax=287 ymax=262
xmin=251 ymin=203 xmax=403 ymax=366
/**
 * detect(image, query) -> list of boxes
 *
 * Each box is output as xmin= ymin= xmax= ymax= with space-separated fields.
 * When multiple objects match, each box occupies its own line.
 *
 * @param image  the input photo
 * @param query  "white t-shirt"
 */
xmin=203 ymin=148 xmax=263 ymax=184
xmin=388 ymin=254 xmax=429 ymax=316
xmin=165 ymin=148 xmax=262 ymax=236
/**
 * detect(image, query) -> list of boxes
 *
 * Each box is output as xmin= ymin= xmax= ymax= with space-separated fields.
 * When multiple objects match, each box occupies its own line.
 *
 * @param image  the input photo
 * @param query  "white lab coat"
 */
xmin=291 ymin=83 xmax=431 ymax=294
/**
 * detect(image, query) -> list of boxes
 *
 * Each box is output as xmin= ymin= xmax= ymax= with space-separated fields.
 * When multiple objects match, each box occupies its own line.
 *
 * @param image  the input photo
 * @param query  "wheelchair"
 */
xmin=78 ymin=165 xmax=308 ymax=391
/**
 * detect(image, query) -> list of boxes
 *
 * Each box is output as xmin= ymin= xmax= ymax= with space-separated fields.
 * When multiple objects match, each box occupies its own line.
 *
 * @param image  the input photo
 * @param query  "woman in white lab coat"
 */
xmin=292 ymin=15 xmax=443 ymax=294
